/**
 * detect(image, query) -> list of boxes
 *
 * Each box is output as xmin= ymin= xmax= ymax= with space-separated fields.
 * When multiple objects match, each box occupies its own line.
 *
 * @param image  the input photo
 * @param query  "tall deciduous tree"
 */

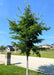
xmin=8 ymin=4 xmax=50 ymax=75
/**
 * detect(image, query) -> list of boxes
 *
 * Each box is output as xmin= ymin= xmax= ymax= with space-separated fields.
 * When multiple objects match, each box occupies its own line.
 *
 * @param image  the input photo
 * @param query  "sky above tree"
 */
xmin=0 ymin=0 xmax=54 ymax=46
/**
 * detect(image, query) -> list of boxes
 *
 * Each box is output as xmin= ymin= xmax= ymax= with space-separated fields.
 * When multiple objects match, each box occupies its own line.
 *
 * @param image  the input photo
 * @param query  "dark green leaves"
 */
xmin=8 ymin=4 xmax=50 ymax=57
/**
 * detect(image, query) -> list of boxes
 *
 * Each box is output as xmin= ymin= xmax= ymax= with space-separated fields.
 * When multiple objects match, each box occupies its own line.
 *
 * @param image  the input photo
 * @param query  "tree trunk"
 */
xmin=26 ymin=55 xmax=29 ymax=75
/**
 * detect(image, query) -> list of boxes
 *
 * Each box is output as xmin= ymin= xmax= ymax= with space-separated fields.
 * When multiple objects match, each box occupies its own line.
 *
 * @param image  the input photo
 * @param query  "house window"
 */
xmin=51 ymin=46 xmax=53 ymax=48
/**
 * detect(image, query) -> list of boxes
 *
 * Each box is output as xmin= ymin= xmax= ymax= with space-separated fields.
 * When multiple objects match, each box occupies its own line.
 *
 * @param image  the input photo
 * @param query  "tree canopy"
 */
xmin=8 ymin=5 xmax=50 ymax=56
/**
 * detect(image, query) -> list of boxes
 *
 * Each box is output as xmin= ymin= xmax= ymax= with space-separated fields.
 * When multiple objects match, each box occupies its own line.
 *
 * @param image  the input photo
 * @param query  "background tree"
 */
xmin=8 ymin=4 xmax=50 ymax=75
xmin=0 ymin=45 xmax=5 ymax=50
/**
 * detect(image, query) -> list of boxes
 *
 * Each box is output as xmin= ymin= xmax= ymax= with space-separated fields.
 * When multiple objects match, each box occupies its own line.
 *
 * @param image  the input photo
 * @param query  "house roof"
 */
xmin=6 ymin=45 xmax=13 ymax=49
xmin=51 ymin=43 xmax=54 ymax=45
xmin=5 ymin=45 xmax=15 ymax=51
xmin=41 ymin=44 xmax=50 ymax=46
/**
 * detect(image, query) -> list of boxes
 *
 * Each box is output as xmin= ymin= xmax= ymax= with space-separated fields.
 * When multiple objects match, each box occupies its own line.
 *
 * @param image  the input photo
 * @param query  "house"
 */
xmin=5 ymin=45 xmax=14 ymax=52
xmin=39 ymin=43 xmax=54 ymax=50
xmin=5 ymin=45 xmax=19 ymax=52
xmin=39 ymin=44 xmax=50 ymax=49
xmin=50 ymin=43 xmax=54 ymax=50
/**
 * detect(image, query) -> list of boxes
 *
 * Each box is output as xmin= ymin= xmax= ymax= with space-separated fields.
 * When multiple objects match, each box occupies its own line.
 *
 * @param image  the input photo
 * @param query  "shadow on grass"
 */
xmin=28 ymin=72 xmax=47 ymax=75
xmin=13 ymin=62 xmax=22 ymax=65
xmin=37 ymin=64 xmax=54 ymax=75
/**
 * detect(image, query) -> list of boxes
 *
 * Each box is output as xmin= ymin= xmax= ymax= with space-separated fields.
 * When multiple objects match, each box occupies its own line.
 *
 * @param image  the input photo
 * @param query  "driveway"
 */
xmin=0 ymin=54 xmax=54 ymax=74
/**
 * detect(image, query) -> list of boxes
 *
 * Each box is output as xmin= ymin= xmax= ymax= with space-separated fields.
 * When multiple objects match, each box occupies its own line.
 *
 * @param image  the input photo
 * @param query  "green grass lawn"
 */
xmin=40 ymin=50 xmax=54 ymax=58
xmin=0 ymin=64 xmax=47 ymax=75
xmin=1 ymin=50 xmax=54 ymax=58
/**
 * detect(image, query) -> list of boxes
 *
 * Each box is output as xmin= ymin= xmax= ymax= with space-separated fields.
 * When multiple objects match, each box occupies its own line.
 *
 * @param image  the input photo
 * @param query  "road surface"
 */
xmin=0 ymin=54 xmax=54 ymax=74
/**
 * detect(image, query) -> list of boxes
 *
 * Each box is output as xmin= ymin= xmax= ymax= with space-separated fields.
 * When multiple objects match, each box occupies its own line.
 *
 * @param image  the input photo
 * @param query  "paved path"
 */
xmin=0 ymin=54 xmax=54 ymax=74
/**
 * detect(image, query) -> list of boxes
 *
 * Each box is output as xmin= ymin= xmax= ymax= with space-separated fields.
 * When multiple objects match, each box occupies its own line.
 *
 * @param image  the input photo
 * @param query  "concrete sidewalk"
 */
xmin=0 ymin=54 xmax=54 ymax=74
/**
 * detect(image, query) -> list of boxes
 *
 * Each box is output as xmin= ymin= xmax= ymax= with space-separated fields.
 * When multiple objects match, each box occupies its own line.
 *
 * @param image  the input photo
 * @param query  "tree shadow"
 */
xmin=37 ymin=64 xmax=54 ymax=75
xmin=13 ymin=62 xmax=22 ymax=65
